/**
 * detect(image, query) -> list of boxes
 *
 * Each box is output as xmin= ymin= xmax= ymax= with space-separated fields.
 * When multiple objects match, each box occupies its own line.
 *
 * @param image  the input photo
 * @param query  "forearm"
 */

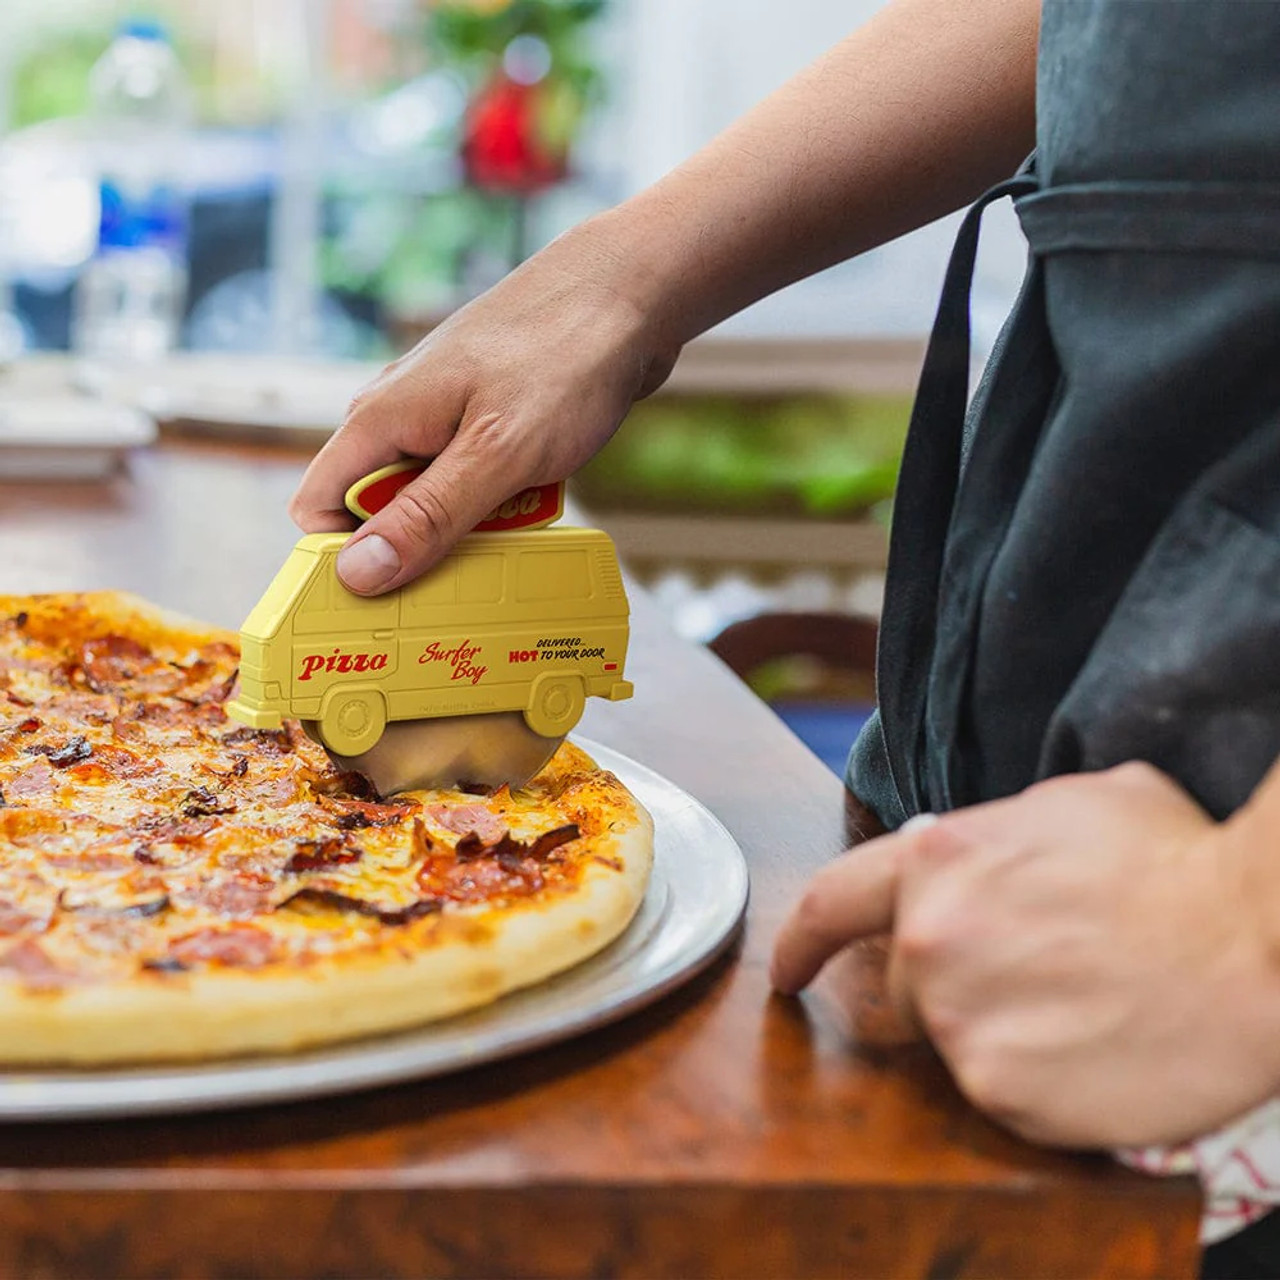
xmin=585 ymin=0 xmax=1039 ymax=347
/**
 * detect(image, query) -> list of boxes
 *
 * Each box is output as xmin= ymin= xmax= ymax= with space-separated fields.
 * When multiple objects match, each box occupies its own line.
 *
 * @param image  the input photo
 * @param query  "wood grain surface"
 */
xmin=0 ymin=441 xmax=1200 ymax=1279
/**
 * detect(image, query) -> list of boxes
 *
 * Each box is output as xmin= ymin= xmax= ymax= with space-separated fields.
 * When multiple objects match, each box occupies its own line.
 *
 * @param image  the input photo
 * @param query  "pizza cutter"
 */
xmin=227 ymin=460 xmax=634 ymax=795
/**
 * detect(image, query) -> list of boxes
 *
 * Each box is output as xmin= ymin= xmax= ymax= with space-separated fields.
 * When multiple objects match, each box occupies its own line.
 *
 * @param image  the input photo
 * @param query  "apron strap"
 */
xmin=1018 ymin=180 xmax=1280 ymax=258
xmin=877 ymin=168 xmax=1039 ymax=815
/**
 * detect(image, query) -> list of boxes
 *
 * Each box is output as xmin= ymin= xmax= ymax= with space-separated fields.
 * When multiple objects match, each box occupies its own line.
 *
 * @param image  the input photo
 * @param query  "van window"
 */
xmin=402 ymin=562 xmax=458 ymax=623
xmin=328 ymin=578 xmax=399 ymax=631
xmin=516 ymin=550 xmax=591 ymax=602
xmin=459 ymin=554 xmax=503 ymax=604
xmin=295 ymin=563 xmax=399 ymax=634
xmin=293 ymin=573 xmax=332 ymax=635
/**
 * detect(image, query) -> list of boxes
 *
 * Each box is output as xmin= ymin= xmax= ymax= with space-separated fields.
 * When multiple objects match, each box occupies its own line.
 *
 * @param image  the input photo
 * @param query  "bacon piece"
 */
xmin=279 ymin=887 xmax=443 ymax=926
xmin=176 ymin=876 xmax=274 ymax=920
xmin=0 ymin=898 xmax=45 ymax=936
xmin=135 ymin=700 xmax=222 ymax=731
xmin=64 ymin=893 xmax=170 ymax=919
xmin=454 ymin=830 xmax=523 ymax=863
xmin=29 ymin=735 xmax=93 ymax=768
xmin=43 ymin=850 xmax=134 ymax=873
xmin=75 ymin=744 xmax=160 ymax=780
xmin=180 ymin=786 xmax=236 ymax=818
xmin=15 ymin=717 xmax=39 ymax=734
xmin=5 ymin=690 xmax=32 ymax=708
xmin=453 ymin=823 xmax=579 ymax=864
xmin=78 ymin=634 xmax=151 ymax=693
xmin=242 ymin=773 xmax=301 ymax=807
xmin=6 ymin=757 xmax=54 ymax=799
xmin=312 ymin=769 xmax=380 ymax=801
xmin=199 ymin=754 xmax=249 ymax=782
xmin=52 ymin=692 xmax=116 ymax=727
xmin=285 ymin=837 xmax=363 ymax=874
xmin=130 ymin=813 xmax=217 ymax=844
xmin=111 ymin=712 xmax=146 ymax=743
xmin=222 ymin=726 xmax=293 ymax=755
xmin=527 ymin=824 xmax=581 ymax=861
xmin=426 ymin=802 xmax=507 ymax=844
xmin=0 ymin=938 xmax=72 ymax=989
xmin=421 ymin=856 xmax=544 ymax=902
xmin=318 ymin=794 xmax=415 ymax=829
xmin=200 ymin=667 xmax=239 ymax=705
xmin=168 ymin=924 xmax=280 ymax=968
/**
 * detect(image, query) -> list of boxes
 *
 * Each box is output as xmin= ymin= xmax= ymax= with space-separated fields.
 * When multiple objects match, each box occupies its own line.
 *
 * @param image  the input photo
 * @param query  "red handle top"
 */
xmin=343 ymin=461 xmax=565 ymax=532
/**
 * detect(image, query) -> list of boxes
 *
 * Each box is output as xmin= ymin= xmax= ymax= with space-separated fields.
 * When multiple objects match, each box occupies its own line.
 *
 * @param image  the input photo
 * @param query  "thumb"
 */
xmin=335 ymin=441 xmax=528 ymax=595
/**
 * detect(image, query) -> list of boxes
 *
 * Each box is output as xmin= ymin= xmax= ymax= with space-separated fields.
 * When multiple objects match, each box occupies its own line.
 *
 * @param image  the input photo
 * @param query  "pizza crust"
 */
xmin=0 ymin=591 xmax=654 ymax=1065
xmin=0 ymin=811 xmax=651 ymax=1064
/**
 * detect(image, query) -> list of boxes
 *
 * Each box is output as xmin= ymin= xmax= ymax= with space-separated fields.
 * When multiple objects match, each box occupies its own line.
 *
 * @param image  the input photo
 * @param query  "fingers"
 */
xmin=335 ymin=433 xmax=529 ymax=595
xmin=288 ymin=423 xmax=404 ymax=533
xmin=288 ymin=361 xmax=465 ymax=535
xmin=770 ymin=835 xmax=900 ymax=995
xmin=884 ymin=938 xmax=925 ymax=1041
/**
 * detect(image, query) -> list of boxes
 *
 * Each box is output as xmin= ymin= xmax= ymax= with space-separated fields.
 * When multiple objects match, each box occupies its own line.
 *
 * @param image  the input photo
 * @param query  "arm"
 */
xmin=290 ymin=0 xmax=1039 ymax=594
xmin=771 ymin=759 xmax=1280 ymax=1149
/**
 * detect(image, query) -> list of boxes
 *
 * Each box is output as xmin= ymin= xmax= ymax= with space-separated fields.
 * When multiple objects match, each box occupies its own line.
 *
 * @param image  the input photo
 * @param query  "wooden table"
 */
xmin=0 ymin=442 xmax=1200 ymax=1279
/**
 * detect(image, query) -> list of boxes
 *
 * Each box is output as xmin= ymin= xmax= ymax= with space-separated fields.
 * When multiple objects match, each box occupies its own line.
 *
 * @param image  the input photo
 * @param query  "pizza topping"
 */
xmin=528 ymin=824 xmax=581 ymax=860
xmin=131 ymin=813 xmax=218 ymax=844
xmin=280 ymin=886 xmax=443 ymax=926
xmin=422 ymin=855 xmax=545 ymax=902
xmin=30 ymin=735 xmax=94 ymax=768
xmin=286 ymin=836 xmax=363 ymax=874
xmin=427 ymin=802 xmax=507 ymax=844
xmin=199 ymin=667 xmax=239 ymax=705
xmin=312 ymin=768 xmax=380 ymax=801
xmin=64 ymin=892 xmax=170 ymax=919
xmin=200 ymin=754 xmax=249 ymax=781
xmin=43 ymin=848 xmax=134 ymax=873
xmin=0 ymin=596 xmax=627 ymax=1005
xmin=0 ymin=938 xmax=74 ymax=989
xmin=168 ymin=924 xmax=280 ymax=969
xmin=6 ymin=758 xmax=54 ymax=799
xmin=69 ymin=744 xmax=160 ymax=785
xmin=454 ymin=823 xmax=580 ymax=863
xmin=175 ymin=875 xmax=277 ymax=920
xmin=180 ymin=786 xmax=236 ymax=818
xmin=222 ymin=726 xmax=293 ymax=754
xmin=318 ymin=794 xmax=417 ymax=829
xmin=0 ymin=897 xmax=51 ymax=936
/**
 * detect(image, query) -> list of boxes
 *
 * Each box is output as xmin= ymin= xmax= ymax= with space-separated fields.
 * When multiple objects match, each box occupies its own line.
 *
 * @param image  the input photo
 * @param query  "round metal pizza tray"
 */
xmin=0 ymin=740 xmax=749 ymax=1121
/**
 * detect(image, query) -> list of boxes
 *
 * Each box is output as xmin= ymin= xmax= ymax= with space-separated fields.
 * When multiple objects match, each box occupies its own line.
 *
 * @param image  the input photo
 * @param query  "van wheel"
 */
xmin=524 ymin=674 xmax=586 ymax=739
xmin=318 ymin=687 xmax=387 ymax=757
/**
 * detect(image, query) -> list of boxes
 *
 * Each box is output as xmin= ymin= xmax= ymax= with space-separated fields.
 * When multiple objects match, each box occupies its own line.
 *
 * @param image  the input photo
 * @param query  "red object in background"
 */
xmin=462 ymin=74 xmax=567 ymax=194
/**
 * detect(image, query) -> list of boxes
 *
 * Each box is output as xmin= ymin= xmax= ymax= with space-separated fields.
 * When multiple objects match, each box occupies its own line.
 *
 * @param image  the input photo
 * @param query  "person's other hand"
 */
xmin=772 ymin=763 xmax=1280 ymax=1148
xmin=289 ymin=220 xmax=679 ymax=595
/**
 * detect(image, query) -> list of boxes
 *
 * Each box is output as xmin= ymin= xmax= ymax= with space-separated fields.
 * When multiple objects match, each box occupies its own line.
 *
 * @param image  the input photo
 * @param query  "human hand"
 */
xmin=772 ymin=763 xmax=1280 ymax=1148
xmin=289 ymin=217 xmax=679 ymax=595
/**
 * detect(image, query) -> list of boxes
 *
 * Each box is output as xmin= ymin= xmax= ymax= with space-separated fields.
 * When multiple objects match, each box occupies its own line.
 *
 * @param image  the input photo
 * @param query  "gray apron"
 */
xmin=852 ymin=0 xmax=1280 ymax=829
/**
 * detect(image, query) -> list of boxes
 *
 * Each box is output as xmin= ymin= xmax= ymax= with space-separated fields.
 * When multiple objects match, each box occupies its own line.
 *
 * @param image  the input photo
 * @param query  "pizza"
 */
xmin=0 ymin=592 xmax=652 ymax=1065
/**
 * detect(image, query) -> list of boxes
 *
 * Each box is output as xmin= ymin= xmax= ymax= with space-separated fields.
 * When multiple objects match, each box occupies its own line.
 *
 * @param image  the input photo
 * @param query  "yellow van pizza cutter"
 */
xmin=226 ymin=460 xmax=633 ymax=793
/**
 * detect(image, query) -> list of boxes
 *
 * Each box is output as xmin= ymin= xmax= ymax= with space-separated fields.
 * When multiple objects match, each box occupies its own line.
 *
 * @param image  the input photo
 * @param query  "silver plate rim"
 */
xmin=0 ymin=739 xmax=749 ymax=1121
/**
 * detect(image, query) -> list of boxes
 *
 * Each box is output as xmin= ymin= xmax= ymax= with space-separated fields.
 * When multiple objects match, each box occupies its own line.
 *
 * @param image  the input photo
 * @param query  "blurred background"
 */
xmin=0 ymin=0 xmax=1028 ymax=774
